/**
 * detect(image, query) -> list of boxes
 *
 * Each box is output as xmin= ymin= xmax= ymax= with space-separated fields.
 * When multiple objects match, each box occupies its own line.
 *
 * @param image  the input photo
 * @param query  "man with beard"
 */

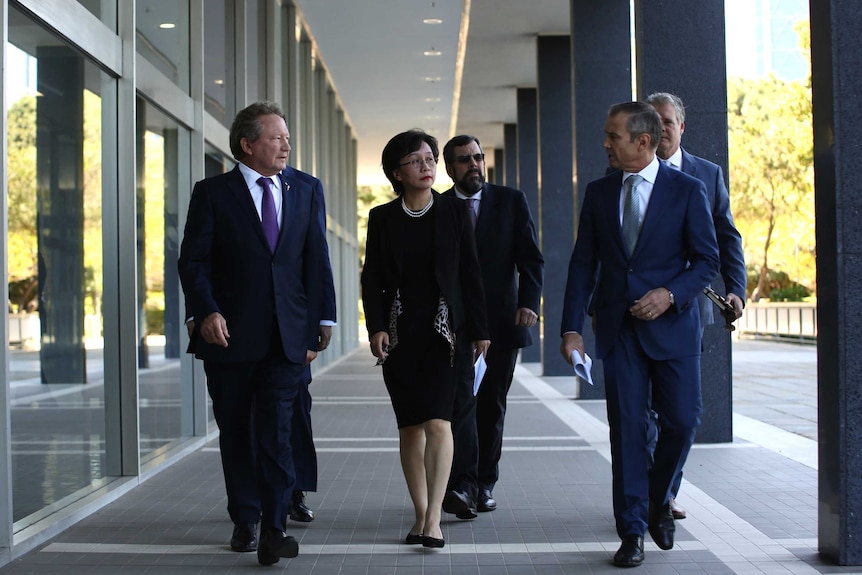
xmin=440 ymin=135 xmax=544 ymax=518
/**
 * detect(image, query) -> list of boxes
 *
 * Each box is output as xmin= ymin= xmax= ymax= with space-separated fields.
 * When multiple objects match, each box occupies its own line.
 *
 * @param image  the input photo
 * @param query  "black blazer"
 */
xmin=178 ymin=165 xmax=331 ymax=364
xmin=361 ymin=191 xmax=489 ymax=343
xmin=443 ymin=183 xmax=543 ymax=349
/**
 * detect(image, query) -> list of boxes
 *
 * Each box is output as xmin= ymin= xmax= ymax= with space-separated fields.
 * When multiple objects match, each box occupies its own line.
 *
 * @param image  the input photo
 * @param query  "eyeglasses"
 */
xmin=454 ymin=153 xmax=485 ymax=164
xmin=399 ymin=156 xmax=437 ymax=169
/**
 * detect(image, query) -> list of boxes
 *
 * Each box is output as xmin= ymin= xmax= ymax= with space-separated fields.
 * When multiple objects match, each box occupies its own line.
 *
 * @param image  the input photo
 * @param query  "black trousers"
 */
xmin=205 ymin=326 xmax=303 ymax=531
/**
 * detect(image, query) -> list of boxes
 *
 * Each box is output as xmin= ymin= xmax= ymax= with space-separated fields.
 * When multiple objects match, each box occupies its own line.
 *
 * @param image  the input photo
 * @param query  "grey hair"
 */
xmin=229 ymin=101 xmax=286 ymax=161
xmin=645 ymin=92 xmax=686 ymax=124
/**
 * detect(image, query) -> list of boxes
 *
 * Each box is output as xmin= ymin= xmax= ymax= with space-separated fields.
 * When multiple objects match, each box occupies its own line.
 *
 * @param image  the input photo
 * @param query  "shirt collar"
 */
xmin=623 ymin=155 xmax=661 ymax=185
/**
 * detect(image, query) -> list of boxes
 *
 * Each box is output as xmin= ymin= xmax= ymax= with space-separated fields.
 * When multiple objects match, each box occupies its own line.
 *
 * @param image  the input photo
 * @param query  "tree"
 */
xmin=727 ymin=23 xmax=814 ymax=301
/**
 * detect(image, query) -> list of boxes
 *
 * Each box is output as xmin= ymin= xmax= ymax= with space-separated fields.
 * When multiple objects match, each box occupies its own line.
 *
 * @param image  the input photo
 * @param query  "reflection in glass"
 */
xmin=7 ymin=6 xmax=107 ymax=523
xmin=204 ymin=0 xmax=235 ymax=125
xmin=136 ymin=99 xmax=185 ymax=460
xmin=136 ymin=0 xmax=190 ymax=91
xmin=246 ymin=0 xmax=265 ymax=103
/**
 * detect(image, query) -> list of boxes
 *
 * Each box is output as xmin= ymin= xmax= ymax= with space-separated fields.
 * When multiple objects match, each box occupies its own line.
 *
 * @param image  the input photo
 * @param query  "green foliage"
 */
xmin=356 ymin=184 xmax=396 ymax=265
xmin=745 ymin=267 xmax=810 ymax=301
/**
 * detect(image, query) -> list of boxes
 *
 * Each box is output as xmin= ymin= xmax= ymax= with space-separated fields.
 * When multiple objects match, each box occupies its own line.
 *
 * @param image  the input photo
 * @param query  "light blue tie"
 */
xmin=622 ymin=175 xmax=643 ymax=256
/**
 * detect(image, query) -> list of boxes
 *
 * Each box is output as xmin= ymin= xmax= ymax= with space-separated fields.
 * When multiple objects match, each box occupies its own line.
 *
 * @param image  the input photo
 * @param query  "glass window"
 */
xmin=136 ymin=98 xmax=187 ymax=461
xmin=204 ymin=0 xmax=235 ymax=126
xmin=75 ymin=0 xmax=117 ymax=31
xmin=246 ymin=0 xmax=266 ymax=103
xmin=136 ymin=0 xmax=190 ymax=92
xmin=7 ymin=5 xmax=109 ymax=523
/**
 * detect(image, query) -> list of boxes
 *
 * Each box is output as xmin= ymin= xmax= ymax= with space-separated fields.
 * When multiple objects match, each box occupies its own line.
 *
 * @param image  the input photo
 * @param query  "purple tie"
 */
xmin=468 ymin=198 xmax=479 ymax=228
xmin=257 ymin=176 xmax=279 ymax=251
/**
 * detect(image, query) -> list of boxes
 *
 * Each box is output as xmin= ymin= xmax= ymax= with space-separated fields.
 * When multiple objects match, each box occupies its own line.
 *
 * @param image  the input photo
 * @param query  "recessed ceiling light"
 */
xmin=425 ymin=97 xmax=441 ymax=102
xmin=424 ymin=49 xmax=442 ymax=56
xmin=159 ymin=22 xmax=176 ymax=29
xmin=423 ymin=18 xmax=443 ymax=24
xmin=424 ymin=76 xmax=442 ymax=82
xmin=214 ymin=79 xmax=225 ymax=86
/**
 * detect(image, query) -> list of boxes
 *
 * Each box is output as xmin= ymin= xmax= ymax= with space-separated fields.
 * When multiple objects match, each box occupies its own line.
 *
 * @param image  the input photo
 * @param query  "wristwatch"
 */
xmin=667 ymin=289 xmax=675 ymax=307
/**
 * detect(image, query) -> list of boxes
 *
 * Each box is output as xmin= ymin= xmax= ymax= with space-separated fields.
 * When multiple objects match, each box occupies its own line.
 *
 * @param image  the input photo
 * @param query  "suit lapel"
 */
xmin=634 ymin=164 xmax=674 ymax=257
xmin=603 ymin=173 xmax=629 ymax=257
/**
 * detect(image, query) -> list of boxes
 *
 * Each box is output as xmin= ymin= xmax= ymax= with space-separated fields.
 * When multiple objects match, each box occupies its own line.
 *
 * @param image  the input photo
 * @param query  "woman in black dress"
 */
xmin=361 ymin=130 xmax=490 ymax=548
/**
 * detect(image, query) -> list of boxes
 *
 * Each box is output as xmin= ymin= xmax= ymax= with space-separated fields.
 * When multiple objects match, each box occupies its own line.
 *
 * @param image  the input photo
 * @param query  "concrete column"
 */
xmin=536 ymin=36 xmax=572 ymax=376
xmin=635 ymin=0 xmax=732 ymax=442
xmin=503 ymin=122 xmax=517 ymax=189
xmin=570 ymin=0 xmax=633 ymax=397
xmin=36 ymin=46 xmax=86 ymax=383
xmin=811 ymin=0 xmax=862 ymax=564
xmin=492 ymin=148 xmax=504 ymax=185
xmin=516 ymin=90 xmax=540 ymax=363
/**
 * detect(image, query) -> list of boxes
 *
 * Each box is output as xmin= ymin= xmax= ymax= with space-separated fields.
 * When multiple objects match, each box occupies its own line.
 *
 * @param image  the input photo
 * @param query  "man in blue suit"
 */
xmin=179 ymin=101 xmax=334 ymax=566
xmin=560 ymin=102 xmax=719 ymax=567
xmin=645 ymin=92 xmax=747 ymax=520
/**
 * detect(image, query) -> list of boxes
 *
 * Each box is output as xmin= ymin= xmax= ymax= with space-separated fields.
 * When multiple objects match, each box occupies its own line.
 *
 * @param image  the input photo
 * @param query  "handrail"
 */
xmin=735 ymin=302 xmax=816 ymax=343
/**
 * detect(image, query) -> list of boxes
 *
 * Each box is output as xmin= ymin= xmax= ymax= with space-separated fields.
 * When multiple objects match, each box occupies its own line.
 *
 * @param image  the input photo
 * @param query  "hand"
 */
xmin=318 ymin=325 xmax=333 ymax=351
xmin=726 ymin=293 xmax=745 ymax=319
xmin=200 ymin=312 xmax=230 ymax=347
xmin=306 ymin=349 xmax=318 ymax=364
xmin=514 ymin=307 xmax=538 ymax=328
xmin=629 ymin=287 xmax=672 ymax=321
xmin=370 ymin=331 xmax=390 ymax=361
xmin=472 ymin=339 xmax=491 ymax=363
xmin=560 ymin=332 xmax=584 ymax=365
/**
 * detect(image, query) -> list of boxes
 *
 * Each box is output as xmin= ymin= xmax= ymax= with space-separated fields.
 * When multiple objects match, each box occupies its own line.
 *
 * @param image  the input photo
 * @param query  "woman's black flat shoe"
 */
xmin=422 ymin=535 xmax=445 ymax=548
xmin=404 ymin=532 xmax=424 ymax=545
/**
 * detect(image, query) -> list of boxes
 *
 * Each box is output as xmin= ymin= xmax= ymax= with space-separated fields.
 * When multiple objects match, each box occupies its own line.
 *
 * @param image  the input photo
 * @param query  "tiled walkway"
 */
xmin=1 ymin=338 xmax=851 ymax=574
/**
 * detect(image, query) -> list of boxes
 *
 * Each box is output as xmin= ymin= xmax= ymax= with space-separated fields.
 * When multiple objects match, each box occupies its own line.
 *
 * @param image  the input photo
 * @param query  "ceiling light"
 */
xmin=425 ymin=97 xmax=441 ymax=102
xmin=424 ymin=76 xmax=442 ymax=82
xmin=423 ymin=18 xmax=443 ymax=24
xmin=424 ymin=48 xmax=442 ymax=56
xmin=214 ymin=79 xmax=225 ymax=86
xmin=159 ymin=22 xmax=176 ymax=29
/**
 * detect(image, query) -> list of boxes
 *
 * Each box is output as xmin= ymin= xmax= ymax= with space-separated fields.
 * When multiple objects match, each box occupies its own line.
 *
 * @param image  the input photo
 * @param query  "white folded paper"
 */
xmin=570 ymin=350 xmax=594 ymax=385
xmin=473 ymin=354 xmax=487 ymax=396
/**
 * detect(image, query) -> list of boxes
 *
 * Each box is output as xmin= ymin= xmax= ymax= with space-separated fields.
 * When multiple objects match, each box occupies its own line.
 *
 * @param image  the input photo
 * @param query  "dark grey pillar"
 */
xmin=537 ymin=35 xmax=572 ymax=376
xmin=503 ymin=122 xmax=517 ymax=189
xmin=811 ymin=0 xmax=862 ymax=564
xmin=493 ymin=148 xmax=504 ymax=185
xmin=635 ymin=0 xmax=731 ymax=443
xmin=516 ymin=91 xmax=540 ymax=363
xmin=163 ymin=130 xmax=181 ymax=358
xmin=36 ymin=46 xmax=86 ymax=384
xmin=571 ymin=0 xmax=632 ymax=398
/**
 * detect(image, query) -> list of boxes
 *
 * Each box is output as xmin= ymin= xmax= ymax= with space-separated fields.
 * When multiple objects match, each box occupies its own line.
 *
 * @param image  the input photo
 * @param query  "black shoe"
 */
xmin=230 ymin=523 xmax=258 ymax=552
xmin=477 ymin=488 xmax=496 ymax=512
xmin=442 ymin=489 xmax=478 ymax=520
xmin=288 ymin=491 xmax=315 ymax=523
xmin=257 ymin=528 xmax=299 ymax=566
xmin=404 ymin=532 xmax=424 ymax=545
xmin=613 ymin=534 xmax=644 ymax=567
xmin=648 ymin=503 xmax=676 ymax=550
xmin=422 ymin=535 xmax=445 ymax=548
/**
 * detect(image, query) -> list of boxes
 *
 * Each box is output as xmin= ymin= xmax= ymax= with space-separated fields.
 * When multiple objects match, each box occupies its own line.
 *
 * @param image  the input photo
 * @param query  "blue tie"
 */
xmin=257 ymin=177 xmax=279 ymax=252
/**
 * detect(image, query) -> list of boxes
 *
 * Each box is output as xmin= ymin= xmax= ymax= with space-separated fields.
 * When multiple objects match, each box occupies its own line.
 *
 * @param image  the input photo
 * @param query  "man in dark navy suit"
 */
xmin=560 ymin=102 xmax=719 ymax=567
xmin=179 ymin=101 xmax=334 ymax=566
xmin=644 ymin=92 xmax=746 ymax=520
xmin=441 ymin=135 xmax=543 ymax=519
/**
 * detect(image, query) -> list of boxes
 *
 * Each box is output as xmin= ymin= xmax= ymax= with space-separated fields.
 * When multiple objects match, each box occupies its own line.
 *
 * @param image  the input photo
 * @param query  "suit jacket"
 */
xmin=443 ymin=183 xmax=543 ymax=349
xmin=361 ymin=191 xmax=489 ymax=343
xmin=679 ymin=148 xmax=746 ymax=325
xmin=178 ymin=164 xmax=333 ymax=364
xmin=561 ymin=162 xmax=720 ymax=360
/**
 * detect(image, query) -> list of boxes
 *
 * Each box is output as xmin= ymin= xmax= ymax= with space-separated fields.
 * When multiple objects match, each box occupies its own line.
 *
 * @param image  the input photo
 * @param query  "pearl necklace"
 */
xmin=402 ymin=196 xmax=434 ymax=218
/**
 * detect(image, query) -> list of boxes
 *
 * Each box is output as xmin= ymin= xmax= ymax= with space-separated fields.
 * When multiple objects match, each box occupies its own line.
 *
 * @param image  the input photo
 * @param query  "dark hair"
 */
xmin=645 ymin=92 xmax=686 ymax=124
xmin=381 ymin=129 xmax=439 ymax=195
xmin=607 ymin=101 xmax=662 ymax=150
xmin=442 ymin=134 xmax=482 ymax=167
xmin=229 ymin=101 xmax=286 ymax=161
